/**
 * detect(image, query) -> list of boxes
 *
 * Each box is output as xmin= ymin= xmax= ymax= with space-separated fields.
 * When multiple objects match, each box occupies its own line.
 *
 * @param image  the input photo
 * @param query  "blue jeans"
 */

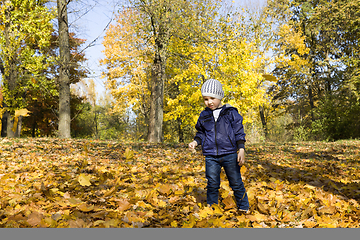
xmin=205 ymin=153 xmax=249 ymax=210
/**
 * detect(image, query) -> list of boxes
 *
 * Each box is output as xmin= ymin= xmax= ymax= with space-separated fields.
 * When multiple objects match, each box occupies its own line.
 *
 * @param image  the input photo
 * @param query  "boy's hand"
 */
xmin=237 ymin=148 xmax=245 ymax=166
xmin=188 ymin=140 xmax=198 ymax=150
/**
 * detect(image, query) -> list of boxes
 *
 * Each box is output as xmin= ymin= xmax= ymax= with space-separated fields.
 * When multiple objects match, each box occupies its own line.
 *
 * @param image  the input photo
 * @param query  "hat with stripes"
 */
xmin=201 ymin=79 xmax=224 ymax=100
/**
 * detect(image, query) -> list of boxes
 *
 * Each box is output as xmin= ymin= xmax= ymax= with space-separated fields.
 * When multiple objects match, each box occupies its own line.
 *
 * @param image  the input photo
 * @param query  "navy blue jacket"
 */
xmin=194 ymin=104 xmax=246 ymax=156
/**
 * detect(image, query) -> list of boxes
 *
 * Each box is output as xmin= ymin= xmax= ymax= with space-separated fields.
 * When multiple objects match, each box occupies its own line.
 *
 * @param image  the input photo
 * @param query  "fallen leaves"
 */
xmin=78 ymin=174 xmax=91 ymax=186
xmin=0 ymin=138 xmax=359 ymax=228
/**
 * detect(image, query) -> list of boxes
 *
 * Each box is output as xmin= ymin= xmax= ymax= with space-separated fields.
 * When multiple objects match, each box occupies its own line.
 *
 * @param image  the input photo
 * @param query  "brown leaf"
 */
xmin=318 ymin=206 xmax=336 ymax=215
xmin=69 ymin=219 xmax=85 ymax=228
xmin=27 ymin=212 xmax=43 ymax=227
xmin=117 ymin=199 xmax=131 ymax=211
xmin=169 ymin=196 xmax=180 ymax=204
xmin=8 ymin=214 xmax=26 ymax=221
xmin=255 ymin=197 xmax=270 ymax=214
xmin=63 ymin=192 xmax=71 ymax=199
xmin=223 ymin=195 xmax=236 ymax=210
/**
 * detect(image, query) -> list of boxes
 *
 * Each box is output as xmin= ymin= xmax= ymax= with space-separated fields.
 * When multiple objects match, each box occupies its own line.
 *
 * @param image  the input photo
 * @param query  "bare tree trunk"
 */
xmin=148 ymin=50 xmax=165 ymax=143
xmin=178 ymin=118 xmax=184 ymax=143
xmin=259 ymin=104 xmax=268 ymax=138
xmin=57 ymin=0 xmax=71 ymax=138
xmin=308 ymin=81 xmax=315 ymax=122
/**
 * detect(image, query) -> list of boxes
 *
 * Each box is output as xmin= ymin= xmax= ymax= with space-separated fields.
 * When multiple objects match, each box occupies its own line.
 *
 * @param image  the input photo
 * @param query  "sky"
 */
xmin=74 ymin=0 xmax=267 ymax=98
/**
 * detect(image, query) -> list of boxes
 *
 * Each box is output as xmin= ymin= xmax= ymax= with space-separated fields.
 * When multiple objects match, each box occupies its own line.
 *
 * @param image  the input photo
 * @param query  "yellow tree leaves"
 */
xmin=100 ymin=7 xmax=151 ymax=115
xmin=0 ymin=138 xmax=359 ymax=228
xmin=101 ymin=2 xmax=274 ymax=135
xmin=275 ymin=24 xmax=311 ymax=73
xmin=165 ymin=9 xmax=272 ymax=127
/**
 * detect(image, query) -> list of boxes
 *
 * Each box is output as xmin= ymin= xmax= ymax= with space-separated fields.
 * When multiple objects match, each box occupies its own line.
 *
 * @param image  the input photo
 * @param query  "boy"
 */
xmin=188 ymin=79 xmax=249 ymax=213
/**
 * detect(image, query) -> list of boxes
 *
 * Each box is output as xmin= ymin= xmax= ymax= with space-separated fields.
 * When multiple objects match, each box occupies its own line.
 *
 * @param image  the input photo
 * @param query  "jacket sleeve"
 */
xmin=230 ymin=109 xmax=246 ymax=149
xmin=194 ymin=114 xmax=204 ymax=145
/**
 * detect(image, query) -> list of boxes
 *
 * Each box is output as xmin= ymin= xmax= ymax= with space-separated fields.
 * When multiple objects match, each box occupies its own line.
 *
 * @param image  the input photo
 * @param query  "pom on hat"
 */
xmin=201 ymin=79 xmax=224 ymax=100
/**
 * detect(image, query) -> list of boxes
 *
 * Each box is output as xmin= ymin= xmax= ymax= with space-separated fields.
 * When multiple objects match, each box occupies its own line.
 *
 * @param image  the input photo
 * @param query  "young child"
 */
xmin=188 ymin=79 xmax=249 ymax=213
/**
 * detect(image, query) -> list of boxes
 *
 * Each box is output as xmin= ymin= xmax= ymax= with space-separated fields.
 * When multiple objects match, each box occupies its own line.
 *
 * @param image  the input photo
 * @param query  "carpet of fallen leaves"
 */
xmin=0 ymin=138 xmax=359 ymax=228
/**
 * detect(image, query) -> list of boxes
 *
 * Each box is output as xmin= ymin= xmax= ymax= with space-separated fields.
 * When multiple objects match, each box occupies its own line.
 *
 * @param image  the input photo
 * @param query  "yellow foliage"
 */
xmin=274 ymin=24 xmax=311 ymax=75
xmin=165 ymin=27 xmax=271 ymax=126
xmin=101 ymin=2 xmax=273 ymax=130
xmin=100 ymin=7 xmax=152 ymax=115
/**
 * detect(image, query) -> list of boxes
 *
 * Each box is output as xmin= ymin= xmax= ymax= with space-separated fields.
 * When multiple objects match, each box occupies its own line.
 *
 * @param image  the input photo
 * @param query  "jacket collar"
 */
xmin=204 ymin=103 xmax=234 ymax=112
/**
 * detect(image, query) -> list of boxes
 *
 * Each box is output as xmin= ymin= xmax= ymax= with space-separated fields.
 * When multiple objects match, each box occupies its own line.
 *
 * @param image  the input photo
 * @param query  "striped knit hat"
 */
xmin=201 ymin=79 xmax=224 ymax=100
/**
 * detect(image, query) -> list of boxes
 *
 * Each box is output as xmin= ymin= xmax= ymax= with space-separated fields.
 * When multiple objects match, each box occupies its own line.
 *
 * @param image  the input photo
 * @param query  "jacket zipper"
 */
xmin=214 ymin=113 xmax=221 ymax=155
xmin=215 ymin=121 xmax=218 ymax=155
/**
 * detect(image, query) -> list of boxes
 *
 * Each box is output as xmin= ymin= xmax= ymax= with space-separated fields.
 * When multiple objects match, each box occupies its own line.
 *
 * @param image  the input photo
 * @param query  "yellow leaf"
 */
xmin=182 ymin=215 xmax=196 ymax=228
xmin=93 ymin=220 xmax=105 ymax=227
xmin=211 ymin=204 xmax=223 ymax=215
xmin=220 ymin=189 xmax=230 ymax=199
xmin=68 ymin=198 xmax=83 ymax=206
xmin=175 ymin=190 xmax=185 ymax=195
xmin=12 ymin=109 xmax=31 ymax=133
xmin=103 ymin=186 xmax=117 ymax=197
xmin=15 ymin=109 xmax=30 ymax=118
xmin=303 ymin=220 xmax=317 ymax=228
xmin=240 ymin=165 xmax=247 ymax=175
xmin=124 ymin=147 xmax=134 ymax=160
xmin=246 ymin=212 xmax=268 ymax=222
xmin=77 ymin=203 xmax=94 ymax=212
xmin=63 ymin=192 xmax=71 ymax=199
xmin=252 ymin=222 xmax=269 ymax=228
xmin=78 ymin=174 xmax=91 ymax=186
xmin=145 ymin=211 xmax=154 ymax=218
xmin=157 ymin=184 xmax=172 ymax=196
xmin=212 ymin=218 xmax=226 ymax=228
xmin=198 ymin=207 xmax=213 ymax=219
xmin=171 ymin=221 xmax=178 ymax=228
xmin=69 ymin=219 xmax=85 ymax=228
xmin=158 ymin=200 xmax=167 ymax=208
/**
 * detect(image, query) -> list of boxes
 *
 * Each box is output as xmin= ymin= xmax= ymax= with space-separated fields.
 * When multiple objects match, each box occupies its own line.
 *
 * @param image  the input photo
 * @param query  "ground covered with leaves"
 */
xmin=0 ymin=138 xmax=359 ymax=228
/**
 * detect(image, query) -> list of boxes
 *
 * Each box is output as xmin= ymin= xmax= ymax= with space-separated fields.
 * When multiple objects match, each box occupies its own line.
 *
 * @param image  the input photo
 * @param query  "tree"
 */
xmin=0 ymin=0 xmax=55 ymax=137
xmin=164 ymin=5 xmax=273 ymax=131
xmin=102 ymin=0 xmax=274 ymax=142
xmin=21 ymin=32 xmax=88 ymax=137
xmin=101 ymin=7 xmax=152 ymax=140
xmin=128 ymin=0 xmax=215 ymax=143
xmin=57 ymin=0 xmax=71 ymax=138
xmin=102 ymin=0 xmax=202 ymax=142
xmin=265 ymin=0 xmax=360 ymax=140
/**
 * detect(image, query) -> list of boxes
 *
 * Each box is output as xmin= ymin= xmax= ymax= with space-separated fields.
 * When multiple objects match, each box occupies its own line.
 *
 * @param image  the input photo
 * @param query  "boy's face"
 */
xmin=203 ymin=96 xmax=222 ymax=110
